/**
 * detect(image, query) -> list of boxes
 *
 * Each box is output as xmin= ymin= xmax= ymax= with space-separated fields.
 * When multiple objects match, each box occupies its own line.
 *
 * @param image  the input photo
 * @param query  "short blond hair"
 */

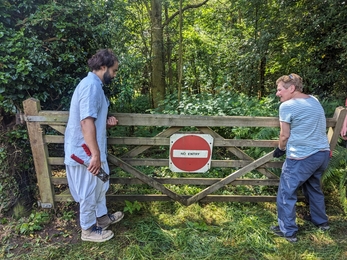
xmin=276 ymin=73 xmax=303 ymax=92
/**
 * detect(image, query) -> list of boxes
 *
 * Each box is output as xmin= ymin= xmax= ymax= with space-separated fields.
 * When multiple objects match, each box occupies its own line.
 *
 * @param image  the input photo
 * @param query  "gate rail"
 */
xmin=23 ymin=98 xmax=346 ymax=208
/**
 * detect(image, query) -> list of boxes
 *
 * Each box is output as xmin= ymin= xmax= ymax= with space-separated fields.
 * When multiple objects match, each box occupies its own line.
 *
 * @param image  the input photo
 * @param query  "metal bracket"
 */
xmin=38 ymin=201 xmax=53 ymax=209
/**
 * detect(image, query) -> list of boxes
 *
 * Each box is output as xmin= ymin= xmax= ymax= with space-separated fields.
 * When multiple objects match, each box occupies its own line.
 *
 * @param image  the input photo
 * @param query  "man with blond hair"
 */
xmin=272 ymin=73 xmax=330 ymax=242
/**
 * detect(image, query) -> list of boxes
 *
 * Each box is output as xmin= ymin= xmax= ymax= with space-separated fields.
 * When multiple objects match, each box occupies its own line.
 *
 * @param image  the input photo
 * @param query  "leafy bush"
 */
xmin=0 ymin=146 xmax=19 ymax=215
xmin=156 ymin=90 xmax=280 ymax=145
xmin=0 ymin=0 xmax=130 ymax=215
xmin=0 ymin=0 xmax=113 ymax=112
xmin=124 ymin=200 xmax=142 ymax=214
xmin=0 ymin=126 xmax=36 ymax=216
xmin=157 ymin=90 xmax=279 ymax=116
xmin=16 ymin=211 xmax=50 ymax=235
xmin=323 ymin=143 xmax=347 ymax=212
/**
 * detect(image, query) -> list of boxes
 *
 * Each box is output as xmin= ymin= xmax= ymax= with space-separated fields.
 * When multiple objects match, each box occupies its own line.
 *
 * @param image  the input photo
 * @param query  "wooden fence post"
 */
xmin=328 ymin=106 xmax=347 ymax=151
xmin=23 ymin=98 xmax=55 ymax=209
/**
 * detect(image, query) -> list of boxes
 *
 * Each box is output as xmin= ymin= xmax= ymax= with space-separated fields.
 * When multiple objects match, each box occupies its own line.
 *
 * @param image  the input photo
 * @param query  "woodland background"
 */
xmin=1 ymin=0 xmax=347 ymax=115
xmin=1 ymin=0 xmax=347 ymax=240
xmin=2 ymin=1 xmax=347 ymax=258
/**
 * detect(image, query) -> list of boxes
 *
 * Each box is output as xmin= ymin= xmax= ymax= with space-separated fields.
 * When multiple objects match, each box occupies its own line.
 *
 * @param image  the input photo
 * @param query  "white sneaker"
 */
xmin=81 ymin=225 xmax=114 ymax=242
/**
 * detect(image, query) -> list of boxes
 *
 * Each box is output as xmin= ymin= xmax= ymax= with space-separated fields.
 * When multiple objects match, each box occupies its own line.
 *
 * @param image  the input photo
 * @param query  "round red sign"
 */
xmin=170 ymin=134 xmax=212 ymax=172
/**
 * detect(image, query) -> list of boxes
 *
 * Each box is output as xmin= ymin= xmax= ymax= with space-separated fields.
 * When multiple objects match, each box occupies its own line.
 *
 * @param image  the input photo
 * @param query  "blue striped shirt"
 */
xmin=279 ymin=95 xmax=330 ymax=159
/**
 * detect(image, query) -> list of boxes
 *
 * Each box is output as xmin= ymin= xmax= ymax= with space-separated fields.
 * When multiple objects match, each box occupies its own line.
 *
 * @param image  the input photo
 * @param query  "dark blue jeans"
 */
xmin=276 ymin=151 xmax=330 ymax=236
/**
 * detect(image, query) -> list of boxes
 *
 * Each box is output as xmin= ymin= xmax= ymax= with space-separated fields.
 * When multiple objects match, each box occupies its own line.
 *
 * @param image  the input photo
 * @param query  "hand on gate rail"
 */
xmin=70 ymin=144 xmax=109 ymax=182
xmin=273 ymin=147 xmax=286 ymax=158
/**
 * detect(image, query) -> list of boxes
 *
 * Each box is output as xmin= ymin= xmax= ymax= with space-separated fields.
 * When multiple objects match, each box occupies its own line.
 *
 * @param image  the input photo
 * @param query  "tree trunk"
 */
xmin=258 ymin=56 xmax=266 ymax=98
xmin=150 ymin=0 xmax=209 ymax=108
xmin=151 ymin=0 xmax=166 ymax=108
xmin=178 ymin=0 xmax=183 ymax=102
xmin=165 ymin=5 xmax=174 ymax=94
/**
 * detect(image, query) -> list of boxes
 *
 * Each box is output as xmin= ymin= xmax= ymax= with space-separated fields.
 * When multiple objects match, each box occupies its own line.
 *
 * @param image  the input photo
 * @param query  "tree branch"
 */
xmin=162 ymin=0 xmax=209 ymax=28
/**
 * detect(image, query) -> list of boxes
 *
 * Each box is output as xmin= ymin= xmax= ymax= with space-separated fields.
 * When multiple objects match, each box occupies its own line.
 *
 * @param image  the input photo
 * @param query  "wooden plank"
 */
xmin=107 ymin=177 xmax=280 ymax=186
xmin=111 ymin=113 xmax=282 ymax=127
xmin=108 ymin=178 xmax=280 ymax=186
xmin=109 ymin=137 xmax=278 ymax=147
xmin=49 ymin=125 xmax=66 ymax=135
xmin=186 ymin=151 xmax=275 ymax=205
xmin=120 ymin=126 xmax=181 ymax=158
xmin=45 ymin=135 xmax=64 ymax=143
xmin=215 ymin=139 xmax=278 ymax=147
xmin=328 ymin=106 xmax=346 ymax=151
xmin=48 ymin=156 xmax=283 ymax=169
xmin=45 ymin=134 xmax=279 ymax=148
xmin=25 ymin=112 xmax=338 ymax=127
xmin=104 ymin=195 xmax=282 ymax=202
xmin=107 ymin=154 xmax=188 ymax=205
xmin=25 ymin=115 xmax=68 ymax=124
xmin=56 ymin=193 xmax=304 ymax=203
xmin=108 ymin=136 xmax=169 ymax=146
xmin=226 ymin=147 xmax=279 ymax=179
xmin=48 ymin=157 xmax=64 ymax=165
xmin=23 ymin=98 xmax=55 ymax=208
xmin=28 ymin=113 xmax=281 ymax=127
xmin=198 ymin=127 xmax=279 ymax=179
xmin=51 ymin=176 xmax=280 ymax=186
xmin=117 ymin=158 xmax=281 ymax=169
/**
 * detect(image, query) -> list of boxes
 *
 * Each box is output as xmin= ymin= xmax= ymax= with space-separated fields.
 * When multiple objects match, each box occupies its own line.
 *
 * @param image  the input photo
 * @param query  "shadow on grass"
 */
xmin=1 ymin=195 xmax=347 ymax=259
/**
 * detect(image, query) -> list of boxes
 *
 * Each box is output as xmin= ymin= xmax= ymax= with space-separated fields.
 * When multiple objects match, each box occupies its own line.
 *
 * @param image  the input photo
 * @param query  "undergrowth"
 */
xmin=1 ymin=190 xmax=347 ymax=259
xmin=1 ymin=88 xmax=346 ymax=259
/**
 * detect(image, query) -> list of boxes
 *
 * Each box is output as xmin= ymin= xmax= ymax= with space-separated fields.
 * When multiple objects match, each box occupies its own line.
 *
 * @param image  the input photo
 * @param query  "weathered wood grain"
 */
xmin=23 ymin=98 xmax=345 ymax=207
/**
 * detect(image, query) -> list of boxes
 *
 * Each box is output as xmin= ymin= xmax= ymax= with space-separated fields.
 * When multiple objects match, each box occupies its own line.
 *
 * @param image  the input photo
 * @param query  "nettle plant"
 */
xmin=0 ymin=146 xmax=19 ymax=215
xmin=16 ymin=211 xmax=50 ymax=235
xmin=124 ymin=200 xmax=142 ymax=214
xmin=158 ymin=90 xmax=280 ymax=157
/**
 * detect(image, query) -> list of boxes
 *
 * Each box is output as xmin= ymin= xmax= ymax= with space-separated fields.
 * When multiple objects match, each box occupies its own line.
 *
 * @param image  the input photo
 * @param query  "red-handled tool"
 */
xmin=82 ymin=143 xmax=92 ymax=157
xmin=70 ymin=144 xmax=109 ymax=182
xmin=71 ymin=154 xmax=87 ymax=166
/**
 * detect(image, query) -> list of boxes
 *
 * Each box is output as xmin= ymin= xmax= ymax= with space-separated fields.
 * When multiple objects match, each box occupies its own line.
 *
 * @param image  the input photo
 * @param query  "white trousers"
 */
xmin=66 ymin=163 xmax=109 ymax=230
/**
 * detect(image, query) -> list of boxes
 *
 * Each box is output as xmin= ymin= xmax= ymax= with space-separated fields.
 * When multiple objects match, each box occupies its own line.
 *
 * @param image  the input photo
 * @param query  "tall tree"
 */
xmin=149 ymin=0 xmax=209 ymax=108
xmin=150 ymin=0 xmax=166 ymax=108
xmin=178 ymin=0 xmax=183 ymax=101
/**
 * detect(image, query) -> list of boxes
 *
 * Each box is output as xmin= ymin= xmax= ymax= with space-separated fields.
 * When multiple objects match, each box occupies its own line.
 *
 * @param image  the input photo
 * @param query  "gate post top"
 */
xmin=23 ymin=98 xmax=41 ymax=115
xmin=328 ymin=106 xmax=347 ymax=151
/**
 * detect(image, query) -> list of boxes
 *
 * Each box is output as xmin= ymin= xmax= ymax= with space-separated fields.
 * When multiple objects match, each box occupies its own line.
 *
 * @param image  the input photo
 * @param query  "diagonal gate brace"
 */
xmin=185 ymin=151 xmax=275 ymax=206
xmin=108 ymin=154 xmax=188 ymax=205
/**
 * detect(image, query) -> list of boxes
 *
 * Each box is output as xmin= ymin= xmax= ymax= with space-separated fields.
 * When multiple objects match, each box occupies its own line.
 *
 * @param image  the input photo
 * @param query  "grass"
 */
xmin=1 ymin=193 xmax=347 ymax=260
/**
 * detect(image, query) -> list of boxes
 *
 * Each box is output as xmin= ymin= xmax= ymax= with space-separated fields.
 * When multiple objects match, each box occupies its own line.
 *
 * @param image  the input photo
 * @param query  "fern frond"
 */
xmin=323 ymin=142 xmax=347 ymax=213
xmin=322 ymin=144 xmax=347 ymax=183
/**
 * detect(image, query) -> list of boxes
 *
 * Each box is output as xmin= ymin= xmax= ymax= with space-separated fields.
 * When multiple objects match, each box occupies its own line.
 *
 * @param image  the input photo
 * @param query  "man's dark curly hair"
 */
xmin=87 ymin=49 xmax=119 ymax=71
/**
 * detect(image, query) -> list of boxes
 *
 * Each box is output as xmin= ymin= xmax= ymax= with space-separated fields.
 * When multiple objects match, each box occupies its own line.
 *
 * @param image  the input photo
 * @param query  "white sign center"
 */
xmin=173 ymin=150 xmax=208 ymax=158
xmin=169 ymin=134 xmax=214 ymax=173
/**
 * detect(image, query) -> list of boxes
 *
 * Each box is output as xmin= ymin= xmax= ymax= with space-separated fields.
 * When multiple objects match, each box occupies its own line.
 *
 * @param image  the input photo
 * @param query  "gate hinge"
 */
xmin=38 ymin=201 xmax=53 ymax=209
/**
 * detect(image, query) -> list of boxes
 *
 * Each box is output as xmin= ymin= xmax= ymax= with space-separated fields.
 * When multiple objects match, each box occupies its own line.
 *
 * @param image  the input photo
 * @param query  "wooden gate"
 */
xmin=23 ymin=98 xmax=346 ymax=209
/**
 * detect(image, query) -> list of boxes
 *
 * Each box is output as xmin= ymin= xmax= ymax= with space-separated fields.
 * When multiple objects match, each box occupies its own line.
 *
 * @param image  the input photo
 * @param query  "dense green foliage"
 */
xmin=0 ymin=146 xmax=18 ymax=212
xmin=1 ymin=0 xmax=347 ymax=113
xmin=1 ymin=0 xmax=117 ymax=111
xmin=1 ymin=0 xmax=347 ymax=217
xmin=0 ymin=126 xmax=36 ymax=216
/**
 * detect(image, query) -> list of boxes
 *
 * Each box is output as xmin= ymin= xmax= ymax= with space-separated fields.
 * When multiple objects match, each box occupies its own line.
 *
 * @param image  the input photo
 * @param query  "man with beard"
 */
xmin=64 ymin=49 xmax=124 ymax=242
